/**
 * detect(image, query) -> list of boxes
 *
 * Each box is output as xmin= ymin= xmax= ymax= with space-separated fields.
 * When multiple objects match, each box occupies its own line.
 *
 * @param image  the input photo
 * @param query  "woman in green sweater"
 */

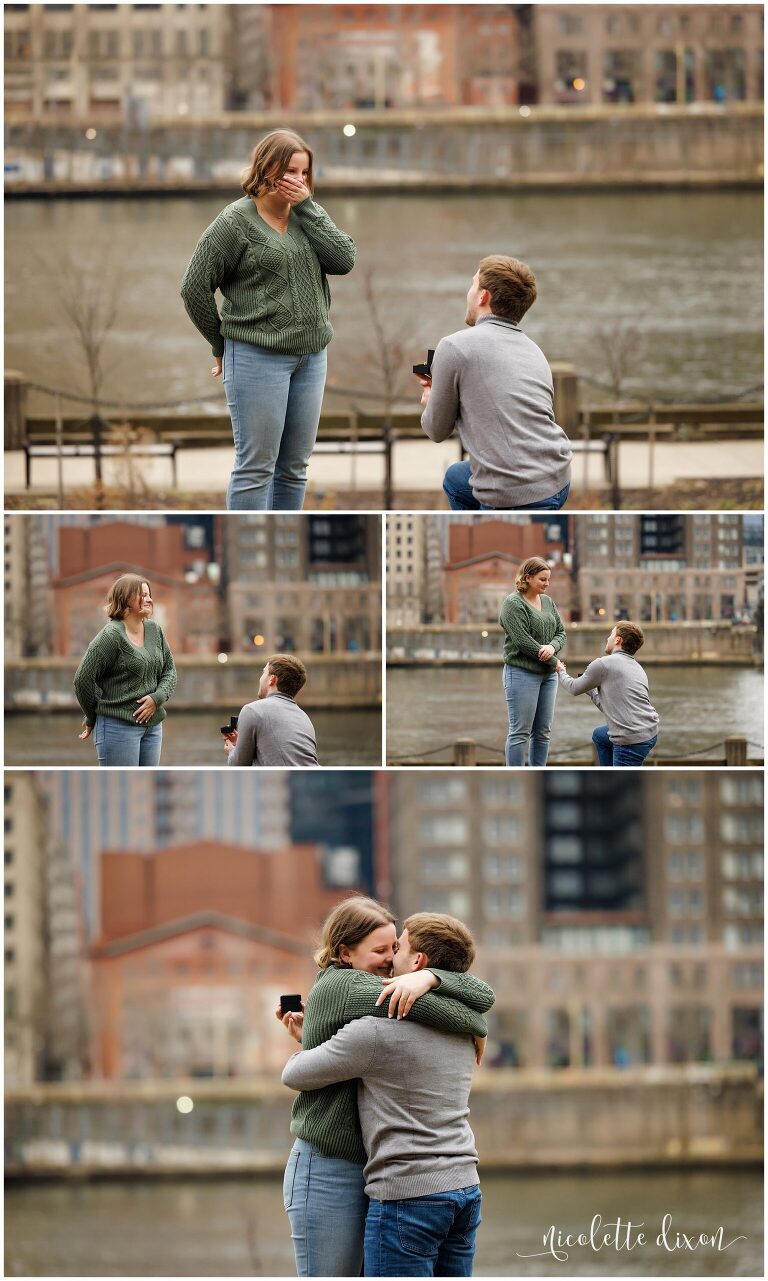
xmin=276 ymin=896 xmax=494 ymax=1278
xmin=499 ymin=555 xmax=566 ymax=767
xmin=74 ymin=574 xmax=177 ymax=767
xmin=181 ymin=128 xmax=356 ymax=511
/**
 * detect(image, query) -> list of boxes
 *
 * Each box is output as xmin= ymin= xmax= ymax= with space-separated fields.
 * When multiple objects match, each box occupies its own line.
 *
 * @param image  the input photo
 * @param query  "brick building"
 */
xmin=443 ymin=518 xmax=571 ymax=624
xmin=52 ymin=521 xmax=221 ymax=655
xmin=90 ymin=840 xmax=350 ymax=1079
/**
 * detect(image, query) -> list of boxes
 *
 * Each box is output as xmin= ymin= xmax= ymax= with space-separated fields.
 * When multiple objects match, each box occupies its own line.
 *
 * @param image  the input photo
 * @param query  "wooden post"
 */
xmin=724 ymin=736 xmax=747 ymax=767
xmin=55 ymin=393 xmax=64 ymax=509
xmin=4 ymin=370 xmax=29 ymax=450
xmin=453 ymin=738 xmax=477 ymax=767
xmin=550 ymin=363 xmax=580 ymax=433
xmin=647 ymin=399 xmax=656 ymax=503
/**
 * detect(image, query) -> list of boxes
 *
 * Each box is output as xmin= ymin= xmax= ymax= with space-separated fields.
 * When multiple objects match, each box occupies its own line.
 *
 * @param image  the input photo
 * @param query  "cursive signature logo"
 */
xmin=516 ymin=1214 xmax=747 ymax=1262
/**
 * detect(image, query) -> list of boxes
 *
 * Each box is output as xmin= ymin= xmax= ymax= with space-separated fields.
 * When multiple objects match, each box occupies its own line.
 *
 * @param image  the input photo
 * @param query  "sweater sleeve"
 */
xmin=226 ymin=703 xmax=258 ymax=767
xmin=549 ymin=598 xmax=567 ymax=655
xmin=557 ymin=657 xmax=606 ymax=696
xmin=420 ymin=338 xmax=461 ymax=443
xmin=180 ymin=212 xmax=244 ymax=358
xmin=343 ymin=970 xmax=488 ymax=1038
xmin=149 ymin=627 xmax=177 ymax=709
xmin=499 ymin=596 xmax=549 ymax=663
xmin=292 ymin=198 xmax=356 ymax=274
xmin=282 ymin=1021 xmax=376 ymax=1092
xmin=73 ymin=627 xmax=121 ymax=727
xmin=429 ymin=969 xmax=495 ymax=1013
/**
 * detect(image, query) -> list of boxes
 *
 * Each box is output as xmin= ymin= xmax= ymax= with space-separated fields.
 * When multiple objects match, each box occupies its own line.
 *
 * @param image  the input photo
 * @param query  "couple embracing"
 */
xmin=500 ymin=556 xmax=660 ymax=768
xmin=277 ymin=896 xmax=494 ymax=1277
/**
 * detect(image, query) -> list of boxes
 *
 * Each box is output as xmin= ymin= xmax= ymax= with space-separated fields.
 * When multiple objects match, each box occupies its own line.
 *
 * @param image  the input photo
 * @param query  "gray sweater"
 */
xmin=227 ymin=693 xmax=318 ymax=766
xmin=558 ymin=649 xmax=660 ymax=746
xmin=282 ymin=1016 xmax=479 ymax=1202
xmin=420 ymin=314 xmax=573 ymax=508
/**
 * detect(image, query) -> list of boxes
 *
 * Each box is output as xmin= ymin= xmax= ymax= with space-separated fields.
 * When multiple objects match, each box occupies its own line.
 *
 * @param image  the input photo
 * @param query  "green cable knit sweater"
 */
xmin=290 ymin=964 xmax=495 ymax=1164
xmin=180 ymin=195 xmax=356 ymax=358
xmin=499 ymin=592 xmax=567 ymax=672
xmin=73 ymin=620 xmax=177 ymax=728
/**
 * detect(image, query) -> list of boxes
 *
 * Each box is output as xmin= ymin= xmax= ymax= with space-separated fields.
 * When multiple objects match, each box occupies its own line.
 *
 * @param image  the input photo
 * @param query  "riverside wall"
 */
xmin=5 ymin=1066 xmax=762 ymax=1177
xmin=5 ymin=105 xmax=763 ymax=195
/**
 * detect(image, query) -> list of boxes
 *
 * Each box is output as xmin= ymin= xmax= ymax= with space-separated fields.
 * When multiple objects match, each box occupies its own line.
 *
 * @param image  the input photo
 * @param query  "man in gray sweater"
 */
xmin=419 ymin=255 xmax=572 ymax=511
xmin=282 ymin=913 xmax=486 ymax=1276
xmin=556 ymin=621 xmax=659 ymax=767
xmin=223 ymin=653 xmax=318 ymax=767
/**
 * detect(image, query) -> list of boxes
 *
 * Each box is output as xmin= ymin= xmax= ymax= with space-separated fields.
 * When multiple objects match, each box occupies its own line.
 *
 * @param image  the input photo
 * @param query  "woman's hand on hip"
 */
xmin=538 ymin=644 xmax=556 ymax=661
xmin=133 ymin=695 xmax=157 ymax=724
xmin=78 ymin=723 xmax=93 ymax=741
xmin=376 ymin=969 xmax=439 ymax=1019
xmin=211 ymin=357 xmax=222 ymax=377
xmin=276 ymin=174 xmax=311 ymax=205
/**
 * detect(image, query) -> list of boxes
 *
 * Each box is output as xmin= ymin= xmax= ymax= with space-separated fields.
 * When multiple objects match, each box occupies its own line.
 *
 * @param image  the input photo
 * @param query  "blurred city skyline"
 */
xmin=4 ymin=4 xmax=763 ymax=125
xmin=5 ymin=769 xmax=762 ymax=1087
xmin=5 ymin=513 xmax=382 ymax=659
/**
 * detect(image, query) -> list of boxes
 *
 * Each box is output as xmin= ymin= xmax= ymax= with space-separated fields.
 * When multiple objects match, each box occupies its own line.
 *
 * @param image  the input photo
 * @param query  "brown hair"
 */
xmin=314 ymin=896 xmax=396 ymax=969
xmin=614 ymin=621 xmax=645 ymax=655
xmin=105 ymin=574 xmax=150 ymax=620
xmin=241 ymin=129 xmax=314 ymax=200
xmin=403 ymin=913 xmax=476 ymax=973
xmin=515 ymin=556 xmax=551 ymax=594
xmin=267 ymin=654 xmax=307 ymax=699
xmin=478 ymin=255 xmax=537 ymax=323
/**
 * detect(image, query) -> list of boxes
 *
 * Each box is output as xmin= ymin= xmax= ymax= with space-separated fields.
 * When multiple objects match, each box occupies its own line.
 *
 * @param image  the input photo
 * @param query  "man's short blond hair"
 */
xmin=403 ymin=913 xmax=476 ymax=973
xmin=478 ymin=255 xmax=537 ymax=323
xmin=267 ymin=654 xmax=307 ymax=699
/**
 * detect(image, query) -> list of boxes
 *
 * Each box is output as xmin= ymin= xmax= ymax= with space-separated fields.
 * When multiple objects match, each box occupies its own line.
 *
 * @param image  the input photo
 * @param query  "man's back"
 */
xmin=560 ymin=649 xmax=659 ymax=745
xmin=421 ymin=314 xmax=572 ymax=508
xmin=227 ymin=693 xmax=318 ymax=766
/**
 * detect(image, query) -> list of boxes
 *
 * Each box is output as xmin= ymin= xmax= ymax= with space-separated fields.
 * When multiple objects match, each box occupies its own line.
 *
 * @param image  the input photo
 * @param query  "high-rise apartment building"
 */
xmin=381 ymin=772 xmax=763 ymax=1069
xmin=575 ymin=513 xmax=751 ymax=621
xmin=4 ymin=3 xmax=230 ymax=122
xmin=289 ymin=772 xmax=374 ymax=893
xmin=4 ymin=774 xmax=48 ymax=1086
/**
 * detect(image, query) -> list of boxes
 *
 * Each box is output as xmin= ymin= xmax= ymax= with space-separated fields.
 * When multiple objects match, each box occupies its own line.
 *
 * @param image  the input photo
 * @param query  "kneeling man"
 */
xmin=223 ymin=653 xmax=318 ymax=767
xmin=556 ymin=621 xmax=659 ymax=767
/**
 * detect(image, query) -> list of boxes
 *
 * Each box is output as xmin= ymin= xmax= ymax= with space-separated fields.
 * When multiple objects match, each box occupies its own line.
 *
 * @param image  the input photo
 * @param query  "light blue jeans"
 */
xmin=503 ymin=665 xmax=558 ymax=766
xmin=283 ymin=1137 xmax=367 ymax=1277
xmin=223 ymin=338 xmax=327 ymax=510
xmin=93 ymin=715 xmax=163 ymax=767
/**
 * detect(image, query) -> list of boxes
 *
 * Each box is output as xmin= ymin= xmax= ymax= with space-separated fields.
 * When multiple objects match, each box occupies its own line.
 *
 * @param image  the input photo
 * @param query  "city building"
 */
xmin=262 ymin=4 xmax=520 ymax=111
xmin=4 ymin=515 xmax=52 ymax=657
xmin=381 ymin=771 xmax=763 ymax=1069
xmin=38 ymin=772 xmax=290 ymax=939
xmin=533 ymin=4 xmax=763 ymax=106
xmin=52 ymin=520 xmax=221 ymax=655
xmin=223 ymin=515 xmax=381 ymax=656
xmin=4 ymin=774 xmax=48 ymax=1086
xmin=443 ymin=518 xmax=571 ymax=624
xmin=575 ymin=513 xmax=752 ymax=621
xmin=89 ymin=839 xmax=348 ymax=1078
xmin=288 ymin=772 xmax=375 ymax=892
xmin=386 ymin=514 xmax=426 ymax=628
xmin=4 ymin=2 xmax=230 ymax=122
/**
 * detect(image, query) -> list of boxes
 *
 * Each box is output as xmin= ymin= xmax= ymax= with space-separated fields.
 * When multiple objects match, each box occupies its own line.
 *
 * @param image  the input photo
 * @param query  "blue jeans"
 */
xmin=443 ymin=460 xmax=570 ymax=511
xmin=503 ymin=665 xmax=558 ymax=766
xmin=223 ymin=338 xmax=327 ymax=510
xmin=93 ymin=715 xmax=163 ymax=767
xmin=365 ymin=1185 xmax=482 ymax=1277
xmin=283 ymin=1138 xmax=367 ymax=1277
xmin=592 ymin=725 xmax=658 ymax=767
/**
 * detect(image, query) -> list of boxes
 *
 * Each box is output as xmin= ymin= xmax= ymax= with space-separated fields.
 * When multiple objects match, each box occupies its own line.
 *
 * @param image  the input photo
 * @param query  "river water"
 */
xmin=5 ymin=1169 xmax=762 ymax=1276
xmin=4 ymin=706 xmax=382 ymax=767
xmin=386 ymin=665 xmax=763 ymax=763
xmin=4 ymin=191 xmax=762 ymax=417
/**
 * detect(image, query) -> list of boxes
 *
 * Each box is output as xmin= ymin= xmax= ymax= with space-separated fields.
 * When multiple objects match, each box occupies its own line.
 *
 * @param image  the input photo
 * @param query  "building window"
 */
xmin=419 ymin=815 xmax=468 ymax=845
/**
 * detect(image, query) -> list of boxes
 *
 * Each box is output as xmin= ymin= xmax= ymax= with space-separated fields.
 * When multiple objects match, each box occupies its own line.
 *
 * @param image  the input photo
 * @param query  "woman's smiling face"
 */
xmin=525 ymin=568 xmax=551 ymax=594
xmin=338 ymin=924 xmax=398 ymax=978
xmin=128 ymin=582 xmax=153 ymax=617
